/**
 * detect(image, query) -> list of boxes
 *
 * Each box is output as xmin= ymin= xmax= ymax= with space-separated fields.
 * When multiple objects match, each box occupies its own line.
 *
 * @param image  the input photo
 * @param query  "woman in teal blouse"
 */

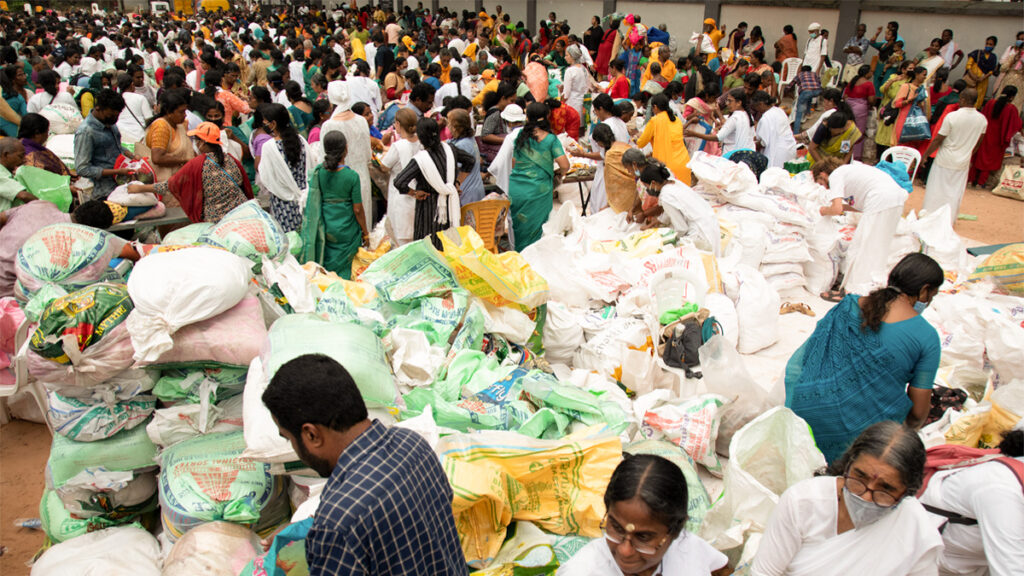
xmin=508 ymin=102 xmax=569 ymax=250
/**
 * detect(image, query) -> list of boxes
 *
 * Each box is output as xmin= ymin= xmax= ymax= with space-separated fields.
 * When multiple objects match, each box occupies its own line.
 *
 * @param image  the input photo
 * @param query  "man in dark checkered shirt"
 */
xmin=263 ymin=354 xmax=468 ymax=576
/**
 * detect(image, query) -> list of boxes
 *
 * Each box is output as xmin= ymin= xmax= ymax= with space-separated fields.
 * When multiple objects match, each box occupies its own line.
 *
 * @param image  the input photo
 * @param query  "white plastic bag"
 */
xmin=146 ymin=395 xmax=244 ymax=448
xmin=108 ymin=182 xmax=158 ymax=207
xmin=729 ymin=265 xmax=780 ymax=354
xmin=543 ymin=302 xmax=585 ymax=365
xmin=162 ymin=521 xmax=262 ymax=576
xmin=701 ymin=407 xmax=825 ymax=554
xmin=31 ymin=525 xmax=161 ymax=576
xmin=126 ymin=247 xmax=252 ymax=362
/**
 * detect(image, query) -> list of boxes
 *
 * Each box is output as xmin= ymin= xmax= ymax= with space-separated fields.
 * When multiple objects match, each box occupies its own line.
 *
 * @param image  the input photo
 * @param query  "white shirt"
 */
xmin=185 ymin=70 xmax=199 ymax=92
xmin=755 ymin=106 xmax=798 ymax=168
xmin=116 ymin=92 xmax=153 ymax=144
xmin=920 ymin=457 xmax=1024 ymax=576
xmin=805 ymin=108 xmax=835 ymax=141
xmin=717 ymin=110 xmax=756 ymax=155
xmin=603 ymin=116 xmax=631 ymax=144
xmin=825 ymin=163 xmax=908 ymax=214
xmin=349 ymin=76 xmax=383 ymax=118
xmin=407 ymin=55 xmax=419 ymax=72
xmin=288 ymin=61 xmax=306 ymax=93
xmin=562 ymin=64 xmax=588 ymax=115
xmin=448 ymin=38 xmax=466 ymax=56
xmin=27 ymin=91 xmax=77 ymax=114
xmin=934 ymin=107 xmax=987 ymax=171
xmin=940 ymin=41 xmax=960 ymax=68
xmin=55 ymin=61 xmax=78 ymax=82
xmin=365 ymin=42 xmax=378 ymax=77
xmin=434 ymin=82 xmax=460 ymax=109
xmin=557 ymin=531 xmax=727 ymax=576
xmin=79 ymin=56 xmax=103 ymax=77
xmin=753 ymin=476 xmax=943 ymax=576
xmin=461 ymin=76 xmax=485 ymax=100
xmin=332 ymin=43 xmax=346 ymax=61
xmin=803 ymin=36 xmax=828 ymax=73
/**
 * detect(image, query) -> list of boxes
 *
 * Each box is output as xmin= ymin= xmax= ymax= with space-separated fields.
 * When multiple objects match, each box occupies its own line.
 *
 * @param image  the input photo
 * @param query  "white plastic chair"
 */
xmin=880 ymin=146 xmax=923 ymax=181
xmin=0 ymin=319 xmax=53 ymax=433
xmin=778 ymin=57 xmax=803 ymax=90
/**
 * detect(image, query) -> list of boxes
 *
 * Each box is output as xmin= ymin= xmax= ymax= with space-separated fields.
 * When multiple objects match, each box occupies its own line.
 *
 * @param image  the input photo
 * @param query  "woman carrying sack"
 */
xmin=891 ymin=66 xmax=931 ymax=153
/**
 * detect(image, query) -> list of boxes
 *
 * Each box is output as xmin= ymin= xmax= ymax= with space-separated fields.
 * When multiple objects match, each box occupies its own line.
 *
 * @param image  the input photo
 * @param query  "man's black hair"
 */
xmin=73 ymin=200 xmax=115 ymax=229
xmin=262 ymin=354 xmax=368 ymax=440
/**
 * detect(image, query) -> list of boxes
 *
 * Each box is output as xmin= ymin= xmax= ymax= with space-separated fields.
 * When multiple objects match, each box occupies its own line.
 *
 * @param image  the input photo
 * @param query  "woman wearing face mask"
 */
xmin=964 ymin=36 xmax=1000 ymax=109
xmin=994 ymin=31 xmax=1024 ymax=113
xmin=557 ymin=454 xmax=728 ymax=576
xmin=635 ymin=162 xmax=720 ymax=256
xmin=753 ymin=421 xmax=942 ymax=576
xmin=142 ymin=90 xmax=196 ymax=186
xmin=783 ymin=252 xmax=942 ymax=464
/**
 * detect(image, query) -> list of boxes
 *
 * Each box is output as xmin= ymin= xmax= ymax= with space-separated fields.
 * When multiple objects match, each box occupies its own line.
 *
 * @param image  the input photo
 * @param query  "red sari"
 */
xmin=595 ymin=29 xmax=618 ymax=76
xmin=549 ymin=105 xmax=580 ymax=139
xmin=606 ymin=75 xmax=630 ymax=99
xmin=970 ymin=99 xmax=1023 ymax=184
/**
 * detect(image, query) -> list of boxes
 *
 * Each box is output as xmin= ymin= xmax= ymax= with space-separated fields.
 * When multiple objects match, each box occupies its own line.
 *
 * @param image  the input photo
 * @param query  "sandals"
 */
xmin=780 ymin=302 xmax=817 ymax=317
xmin=819 ymin=289 xmax=846 ymax=303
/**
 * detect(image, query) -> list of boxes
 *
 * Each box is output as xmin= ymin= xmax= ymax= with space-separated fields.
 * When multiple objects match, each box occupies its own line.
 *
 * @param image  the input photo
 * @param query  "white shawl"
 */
xmin=487 ymin=126 xmax=523 ymax=194
xmin=411 ymin=144 xmax=461 ymax=228
xmin=257 ymin=137 xmax=314 ymax=205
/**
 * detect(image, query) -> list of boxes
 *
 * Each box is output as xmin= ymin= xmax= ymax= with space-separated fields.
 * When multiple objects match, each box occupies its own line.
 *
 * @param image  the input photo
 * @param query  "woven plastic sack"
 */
xmin=163 ymin=223 xmax=214 ymax=245
xmin=437 ymin=427 xmax=621 ymax=568
xmin=52 ymin=468 xmax=158 ymax=519
xmin=439 ymin=226 xmax=549 ymax=310
xmin=198 ymin=200 xmax=289 ymax=272
xmin=27 ymin=321 xmax=136 ymax=389
xmin=15 ymin=224 xmax=124 ymax=320
xmin=626 ymin=439 xmax=713 ymax=534
xmin=153 ymin=366 xmax=248 ymax=404
xmin=38 ymin=489 xmax=139 ymax=543
xmin=14 ymin=164 xmax=72 ymax=212
xmin=469 ymin=521 xmax=559 ymax=576
xmin=351 ymin=240 xmax=391 ymax=279
xmin=33 ymin=524 xmax=161 ymax=575
xmin=640 ymin=394 xmax=727 ymax=475
xmin=39 ymin=103 xmax=84 ymax=135
xmin=158 ymin=431 xmax=279 ymax=540
xmin=47 ymin=424 xmax=158 ymax=490
xmin=992 ymin=165 xmax=1024 ymax=201
xmin=146 ymin=395 xmax=244 ymax=448
xmin=163 ymin=521 xmax=263 ymax=576
xmin=359 ymin=239 xmax=460 ymax=302
xmin=48 ymin=389 xmax=155 ymax=442
xmin=140 ymin=296 xmax=266 ymax=368
xmin=969 ymin=243 xmax=1024 ymax=296
xmin=126 ymin=247 xmax=252 ymax=363
xmin=30 ymin=282 xmax=132 ymax=364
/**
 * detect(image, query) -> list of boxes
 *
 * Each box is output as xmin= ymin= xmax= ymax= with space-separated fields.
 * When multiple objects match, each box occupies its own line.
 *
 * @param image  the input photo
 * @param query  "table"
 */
xmin=564 ymin=172 xmax=595 ymax=215
xmin=108 ymin=206 xmax=190 ymax=234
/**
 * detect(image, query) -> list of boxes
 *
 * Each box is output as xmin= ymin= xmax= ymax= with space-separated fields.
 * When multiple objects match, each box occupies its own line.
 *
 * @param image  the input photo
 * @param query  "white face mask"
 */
xmin=843 ymin=486 xmax=896 ymax=529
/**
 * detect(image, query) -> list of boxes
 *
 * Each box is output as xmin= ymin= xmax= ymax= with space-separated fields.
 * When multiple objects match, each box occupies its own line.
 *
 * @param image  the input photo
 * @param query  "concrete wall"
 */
xmin=720 ymin=4 xmax=839 ymax=59
xmin=441 ymin=0 xmax=479 ymax=18
xmin=860 ymin=10 xmax=1022 ymax=69
xmin=536 ymin=0 xmax=605 ymax=39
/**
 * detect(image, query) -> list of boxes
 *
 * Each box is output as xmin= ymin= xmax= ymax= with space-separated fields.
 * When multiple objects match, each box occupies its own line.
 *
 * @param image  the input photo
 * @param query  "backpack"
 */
xmin=917 ymin=444 xmax=1024 ymax=530
xmin=660 ymin=312 xmax=722 ymax=379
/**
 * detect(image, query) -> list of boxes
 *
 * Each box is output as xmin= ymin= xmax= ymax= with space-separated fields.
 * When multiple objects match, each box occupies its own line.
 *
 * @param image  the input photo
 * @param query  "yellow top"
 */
xmin=636 ymin=111 xmax=692 ymax=185
xmin=472 ymin=78 xmax=501 ymax=107
xmin=640 ymin=58 xmax=677 ymax=90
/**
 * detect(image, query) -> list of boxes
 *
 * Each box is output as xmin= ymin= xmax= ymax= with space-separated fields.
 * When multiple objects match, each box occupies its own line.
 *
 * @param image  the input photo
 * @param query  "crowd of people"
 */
xmin=0 ymin=4 xmax=1022 ymax=576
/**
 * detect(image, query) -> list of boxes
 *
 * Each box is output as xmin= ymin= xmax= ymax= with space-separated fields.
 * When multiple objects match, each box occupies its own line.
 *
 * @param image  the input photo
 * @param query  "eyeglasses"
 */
xmin=843 ymin=474 xmax=904 ymax=508
xmin=601 ymin=515 xmax=670 ymax=556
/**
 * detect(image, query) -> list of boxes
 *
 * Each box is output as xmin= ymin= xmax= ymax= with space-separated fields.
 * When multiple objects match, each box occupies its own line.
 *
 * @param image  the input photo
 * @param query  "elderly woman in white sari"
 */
xmin=753 ymin=421 xmax=943 ymax=576
xmin=321 ymin=80 xmax=373 ymax=232
xmin=256 ymin=103 xmax=314 ymax=232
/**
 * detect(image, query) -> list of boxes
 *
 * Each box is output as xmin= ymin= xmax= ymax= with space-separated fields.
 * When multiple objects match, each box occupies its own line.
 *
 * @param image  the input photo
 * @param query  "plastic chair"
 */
xmin=825 ymin=62 xmax=843 ymax=88
xmin=778 ymin=57 xmax=803 ymax=90
xmin=460 ymin=199 xmax=511 ymax=252
xmin=0 ymin=319 xmax=53 ymax=433
xmin=880 ymin=146 xmax=923 ymax=181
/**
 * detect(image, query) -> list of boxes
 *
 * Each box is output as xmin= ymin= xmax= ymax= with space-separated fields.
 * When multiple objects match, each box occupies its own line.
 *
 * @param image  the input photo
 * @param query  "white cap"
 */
xmin=501 ymin=104 xmax=526 ymax=123
xmin=327 ymin=80 xmax=352 ymax=112
xmin=808 ymin=22 xmax=821 ymax=31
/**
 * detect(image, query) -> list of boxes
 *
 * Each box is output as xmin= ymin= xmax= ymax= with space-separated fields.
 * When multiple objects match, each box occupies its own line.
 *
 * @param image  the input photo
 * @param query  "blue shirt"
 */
xmin=1 ymin=93 xmax=26 ymax=137
xmin=307 ymin=420 xmax=467 ymax=576
xmin=73 ymin=113 xmax=123 ymax=199
xmin=423 ymin=76 xmax=442 ymax=90
xmin=450 ymin=137 xmax=485 ymax=204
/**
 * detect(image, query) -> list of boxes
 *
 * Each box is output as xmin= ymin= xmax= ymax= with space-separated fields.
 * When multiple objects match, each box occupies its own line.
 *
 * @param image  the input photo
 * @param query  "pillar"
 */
xmin=834 ymin=0 xmax=862 ymax=61
xmin=704 ymin=0 xmax=721 ymax=24
xmin=527 ymin=0 xmax=537 ymax=35
xmin=603 ymin=0 xmax=616 ymax=17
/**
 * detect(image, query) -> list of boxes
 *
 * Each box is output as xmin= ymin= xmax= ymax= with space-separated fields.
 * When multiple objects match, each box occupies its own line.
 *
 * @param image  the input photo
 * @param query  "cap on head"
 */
xmin=808 ymin=22 xmax=821 ymax=31
xmin=187 ymin=122 xmax=222 ymax=145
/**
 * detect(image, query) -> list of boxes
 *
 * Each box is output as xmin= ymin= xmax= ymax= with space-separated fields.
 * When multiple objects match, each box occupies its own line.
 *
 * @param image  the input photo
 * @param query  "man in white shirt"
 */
xmin=751 ymin=91 xmax=797 ymax=169
xmin=814 ymin=159 xmax=909 ymax=296
xmin=447 ymin=28 xmax=466 ymax=56
xmin=803 ymin=22 xmax=828 ymax=76
xmin=923 ymin=89 xmax=987 ymax=225
xmin=461 ymin=61 xmax=485 ymax=101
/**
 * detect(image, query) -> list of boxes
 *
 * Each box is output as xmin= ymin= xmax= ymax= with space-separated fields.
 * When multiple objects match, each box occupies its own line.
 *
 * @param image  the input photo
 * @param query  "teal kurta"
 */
xmin=300 ymin=165 xmax=363 ymax=279
xmin=508 ymin=133 xmax=565 ymax=250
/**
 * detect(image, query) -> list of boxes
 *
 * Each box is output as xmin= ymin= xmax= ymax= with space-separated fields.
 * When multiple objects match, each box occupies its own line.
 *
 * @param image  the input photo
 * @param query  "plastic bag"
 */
xmin=126 ymin=247 xmax=252 ymax=363
xmin=729 ymin=265 xmax=780 ymax=354
xmin=198 ymin=200 xmax=289 ymax=272
xmin=437 ymin=427 xmax=621 ymax=567
xmin=699 ymin=335 xmax=783 ymax=456
xmin=351 ymin=240 xmax=391 ymax=280
xmin=439 ymin=226 xmax=549 ymax=310
xmin=701 ymin=407 xmax=825 ymax=554
xmin=32 ymin=525 xmax=162 ymax=575
xmin=48 ymin=389 xmax=155 ymax=442
xmin=159 ymin=431 xmax=282 ymax=541
xmin=640 ymin=394 xmax=726 ymax=475
xmin=240 ymin=518 xmax=312 ymax=576
xmin=15 ymin=223 xmax=124 ymax=320
xmin=14 ymin=164 xmax=72 ymax=212
xmin=163 ymin=521 xmax=263 ymax=576
xmin=140 ymin=296 xmax=266 ymax=368
xmin=113 ymin=155 xmax=156 ymax=185
xmin=359 ymin=239 xmax=460 ymax=302
xmin=543 ymin=302 xmax=584 ymax=364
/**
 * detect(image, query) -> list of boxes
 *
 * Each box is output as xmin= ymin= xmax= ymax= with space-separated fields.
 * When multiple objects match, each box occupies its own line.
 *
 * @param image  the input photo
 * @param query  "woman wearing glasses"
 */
xmin=557 ymin=454 xmax=728 ymax=576
xmin=753 ymin=421 xmax=943 ymax=576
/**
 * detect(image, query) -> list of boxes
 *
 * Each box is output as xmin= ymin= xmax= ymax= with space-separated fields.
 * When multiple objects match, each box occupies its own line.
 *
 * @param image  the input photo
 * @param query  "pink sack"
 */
xmin=27 ymin=322 xmax=136 ymax=388
xmin=141 ymin=297 xmax=266 ymax=368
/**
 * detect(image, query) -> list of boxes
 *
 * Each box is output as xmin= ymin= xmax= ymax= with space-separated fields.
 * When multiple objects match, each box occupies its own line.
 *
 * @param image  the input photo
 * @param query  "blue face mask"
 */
xmin=913 ymin=301 xmax=929 ymax=314
xmin=985 ymin=45 xmax=994 ymax=53
xmin=1016 ymin=40 xmax=1023 ymax=48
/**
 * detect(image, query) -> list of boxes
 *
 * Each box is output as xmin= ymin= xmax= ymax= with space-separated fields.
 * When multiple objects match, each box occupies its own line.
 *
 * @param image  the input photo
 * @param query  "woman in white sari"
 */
xmin=753 ymin=421 xmax=943 ymax=576
xmin=256 ymin=103 xmax=315 ymax=233
xmin=321 ymin=80 xmax=374 ymax=232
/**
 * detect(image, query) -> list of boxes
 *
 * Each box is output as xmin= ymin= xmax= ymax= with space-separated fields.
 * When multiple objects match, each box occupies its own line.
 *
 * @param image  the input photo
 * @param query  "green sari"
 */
xmin=300 ymin=165 xmax=363 ymax=279
xmin=288 ymin=105 xmax=314 ymax=136
xmin=303 ymin=65 xmax=321 ymax=101
xmin=508 ymin=133 xmax=565 ymax=250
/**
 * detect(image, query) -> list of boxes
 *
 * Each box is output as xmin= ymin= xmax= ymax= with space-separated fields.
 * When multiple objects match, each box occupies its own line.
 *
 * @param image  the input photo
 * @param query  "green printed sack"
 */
xmin=30 ymin=282 xmax=133 ymax=364
xmin=625 ymin=439 xmax=713 ymax=534
xmin=48 ymin=424 xmax=158 ymax=488
xmin=198 ymin=200 xmax=288 ymax=272
xmin=15 ymin=165 xmax=72 ymax=212
xmin=153 ymin=366 xmax=249 ymax=404
xmin=39 ymin=489 xmax=155 ymax=544
xmin=48 ymin=390 xmax=155 ymax=442
xmin=359 ymin=239 xmax=460 ymax=303
xmin=162 ymin=223 xmax=214 ymax=246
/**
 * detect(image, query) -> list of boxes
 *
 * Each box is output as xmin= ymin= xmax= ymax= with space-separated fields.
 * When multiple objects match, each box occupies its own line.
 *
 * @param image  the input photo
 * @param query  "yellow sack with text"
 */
xmin=350 ymin=241 xmax=391 ymax=280
xmin=439 ymin=227 xmax=549 ymax=310
xmin=438 ymin=427 xmax=621 ymax=569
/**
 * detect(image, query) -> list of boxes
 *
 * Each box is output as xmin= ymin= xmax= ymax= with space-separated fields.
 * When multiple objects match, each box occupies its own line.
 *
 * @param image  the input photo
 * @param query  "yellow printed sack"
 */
xmin=969 ymin=243 xmax=1024 ymax=296
xmin=350 ymin=240 xmax=391 ymax=280
xmin=439 ymin=227 xmax=549 ymax=310
xmin=437 ymin=427 xmax=621 ymax=569
xmin=302 ymin=262 xmax=380 ymax=306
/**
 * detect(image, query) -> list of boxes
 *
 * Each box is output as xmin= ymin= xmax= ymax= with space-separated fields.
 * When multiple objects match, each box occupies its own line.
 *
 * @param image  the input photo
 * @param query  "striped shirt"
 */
xmin=307 ymin=420 xmax=467 ymax=576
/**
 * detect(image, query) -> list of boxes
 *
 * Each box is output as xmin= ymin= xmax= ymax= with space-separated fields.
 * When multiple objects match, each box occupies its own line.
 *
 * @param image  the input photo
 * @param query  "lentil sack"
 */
xmin=139 ymin=297 xmax=266 ymax=368
xmin=47 ymin=389 xmax=155 ymax=442
xmin=197 ymin=200 xmax=289 ymax=273
xmin=15 ymin=224 xmax=124 ymax=320
xmin=31 ymin=525 xmax=161 ymax=576
xmin=38 ymin=489 xmax=144 ymax=543
xmin=27 ymin=282 xmax=136 ymax=389
xmin=126 ymin=247 xmax=252 ymax=363
xmin=243 ymin=315 xmax=399 ymax=463
xmin=163 ymin=521 xmax=262 ymax=576
xmin=158 ymin=431 xmax=286 ymax=541
xmin=162 ymin=222 xmax=214 ymax=246
xmin=153 ymin=366 xmax=249 ymax=404
xmin=969 ymin=243 xmax=1024 ymax=296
